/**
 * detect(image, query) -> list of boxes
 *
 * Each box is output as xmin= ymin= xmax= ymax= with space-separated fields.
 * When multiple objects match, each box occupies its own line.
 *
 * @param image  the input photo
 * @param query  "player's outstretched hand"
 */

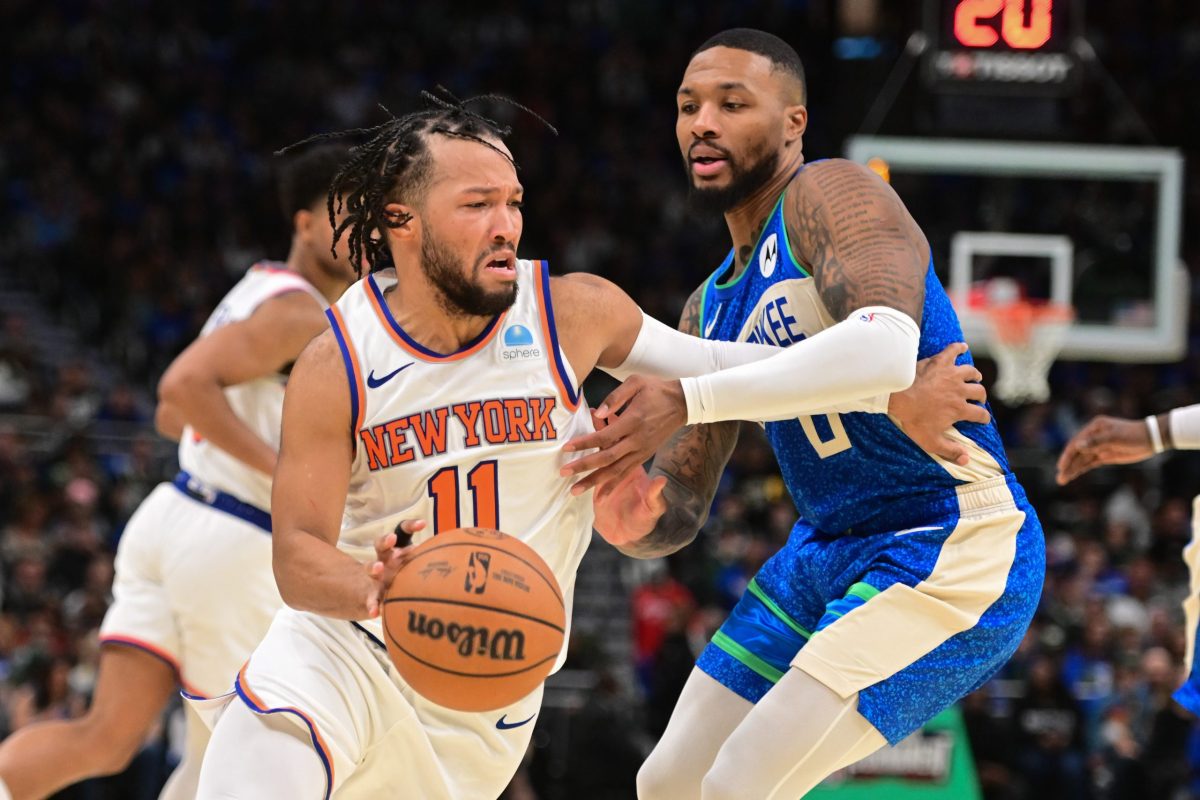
xmin=562 ymin=375 xmax=687 ymax=495
xmin=593 ymin=466 xmax=668 ymax=549
xmin=1055 ymin=415 xmax=1155 ymax=485
xmin=889 ymin=342 xmax=990 ymax=467
xmin=365 ymin=519 xmax=424 ymax=618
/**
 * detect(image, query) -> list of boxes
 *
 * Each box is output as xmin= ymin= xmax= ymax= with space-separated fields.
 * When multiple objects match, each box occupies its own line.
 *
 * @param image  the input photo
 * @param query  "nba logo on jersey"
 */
xmin=501 ymin=324 xmax=540 ymax=362
xmin=759 ymin=233 xmax=779 ymax=277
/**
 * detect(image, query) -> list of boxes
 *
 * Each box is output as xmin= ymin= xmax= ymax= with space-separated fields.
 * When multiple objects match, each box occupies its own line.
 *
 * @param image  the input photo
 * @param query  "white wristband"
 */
xmin=1169 ymin=405 xmax=1200 ymax=450
xmin=1145 ymin=415 xmax=1164 ymax=454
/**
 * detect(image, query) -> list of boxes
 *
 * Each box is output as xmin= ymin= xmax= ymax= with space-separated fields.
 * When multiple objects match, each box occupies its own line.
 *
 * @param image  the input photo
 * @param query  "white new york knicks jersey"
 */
xmin=178 ymin=261 xmax=327 ymax=510
xmin=326 ymin=259 xmax=595 ymax=654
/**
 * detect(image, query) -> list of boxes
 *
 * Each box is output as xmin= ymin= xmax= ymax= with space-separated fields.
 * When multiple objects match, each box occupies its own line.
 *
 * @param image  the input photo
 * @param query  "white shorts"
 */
xmin=99 ymin=481 xmax=282 ymax=697
xmin=190 ymin=608 xmax=543 ymax=799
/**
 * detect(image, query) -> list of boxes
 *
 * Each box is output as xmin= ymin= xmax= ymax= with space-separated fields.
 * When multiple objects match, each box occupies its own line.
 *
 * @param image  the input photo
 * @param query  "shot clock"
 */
xmin=923 ymin=0 xmax=1082 ymax=95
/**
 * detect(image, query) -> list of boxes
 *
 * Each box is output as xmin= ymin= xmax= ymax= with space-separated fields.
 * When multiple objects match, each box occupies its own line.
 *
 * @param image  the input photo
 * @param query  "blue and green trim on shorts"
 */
xmin=707 ymin=578 xmax=880 ymax=684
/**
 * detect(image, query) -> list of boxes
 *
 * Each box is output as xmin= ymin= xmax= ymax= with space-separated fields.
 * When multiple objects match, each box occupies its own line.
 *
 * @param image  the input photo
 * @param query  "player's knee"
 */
xmin=635 ymin=756 xmax=672 ymax=800
xmin=699 ymin=766 xmax=744 ymax=800
xmin=636 ymin=748 xmax=699 ymax=800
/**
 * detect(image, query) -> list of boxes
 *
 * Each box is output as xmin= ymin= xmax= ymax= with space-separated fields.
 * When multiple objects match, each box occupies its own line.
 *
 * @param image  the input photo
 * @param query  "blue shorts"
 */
xmin=697 ymin=474 xmax=1044 ymax=744
xmin=1174 ymin=497 xmax=1200 ymax=716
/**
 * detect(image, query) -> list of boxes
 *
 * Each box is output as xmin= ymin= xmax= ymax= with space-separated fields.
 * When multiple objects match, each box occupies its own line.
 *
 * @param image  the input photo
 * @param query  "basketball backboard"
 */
xmin=845 ymin=136 xmax=1187 ymax=362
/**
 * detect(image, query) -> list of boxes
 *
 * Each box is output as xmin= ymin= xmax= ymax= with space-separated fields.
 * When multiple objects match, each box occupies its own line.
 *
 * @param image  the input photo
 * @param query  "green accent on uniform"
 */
xmin=713 ymin=192 xmax=789 ymax=290
xmin=776 ymin=185 xmax=812 ymax=278
xmin=748 ymin=578 xmax=812 ymax=639
xmin=845 ymin=582 xmax=880 ymax=602
xmin=712 ymin=630 xmax=784 ymax=683
xmin=698 ymin=278 xmax=711 ymax=336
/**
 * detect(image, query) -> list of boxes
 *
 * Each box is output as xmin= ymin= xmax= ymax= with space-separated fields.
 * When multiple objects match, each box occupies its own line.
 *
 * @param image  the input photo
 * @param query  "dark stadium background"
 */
xmin=2 ymin=1 xmax=1199 ymax=798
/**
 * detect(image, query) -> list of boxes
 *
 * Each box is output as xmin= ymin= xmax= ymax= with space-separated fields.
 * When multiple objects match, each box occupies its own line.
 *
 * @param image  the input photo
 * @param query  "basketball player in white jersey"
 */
xmin=190 ymin=99 xmax=988 ymax=799
xmin=0 ymin=146 xmax=356 ymax=800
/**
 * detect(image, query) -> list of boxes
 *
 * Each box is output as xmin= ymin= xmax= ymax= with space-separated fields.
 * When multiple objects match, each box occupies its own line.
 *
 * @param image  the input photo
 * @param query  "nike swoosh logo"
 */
xmin=496 ymin=713 xmax=536 ymax=730
xmin=703 ymin=304 xmax=722 ymax=338
xmin=366 ymin=363 xmax=412 ymax=389
xmin=894 ymin=526 xmax=943 ymax=537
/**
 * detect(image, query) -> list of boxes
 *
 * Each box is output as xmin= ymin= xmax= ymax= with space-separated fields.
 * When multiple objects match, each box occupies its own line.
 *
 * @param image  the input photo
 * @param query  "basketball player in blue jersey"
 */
xmin=563 ymin=29 xmax=1046 ymax=799
xmin=1057 ymin=406 xmax=1200 ymax=716
xmin=0 ymin=146 xmax=357 ymax=800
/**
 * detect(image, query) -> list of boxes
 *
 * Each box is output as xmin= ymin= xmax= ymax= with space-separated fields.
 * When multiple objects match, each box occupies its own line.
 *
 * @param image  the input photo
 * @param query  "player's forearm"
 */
xmin=614 ymin=469 xmax=707 ymax=559
xmin=602 ymin=312 xmax=889 ymax=414
xmin=154 ymin=400 xmax=186 ymax=442
xmin=274 ymin=530 xmax=376 ymax=619
xmin=681 ymin=306 xmax=918 ymax=425
xmin=160 ymin=376 xmax=276 ymax=475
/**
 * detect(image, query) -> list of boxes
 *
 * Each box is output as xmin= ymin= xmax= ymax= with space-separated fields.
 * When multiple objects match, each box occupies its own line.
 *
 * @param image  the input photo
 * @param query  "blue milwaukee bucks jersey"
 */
xmin=698 ymin=182 xmax=1010 ymax=535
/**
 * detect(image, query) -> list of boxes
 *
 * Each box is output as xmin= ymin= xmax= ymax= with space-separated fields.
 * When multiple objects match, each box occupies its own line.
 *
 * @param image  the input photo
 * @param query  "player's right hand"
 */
xmin=365 ymin=519 xmax=424 ymax=618
xmin=593 ymin=466 xmax=668 ymax=549
xmin=1055 ymin=415 xmax=1155 ymax=485
xmin=889 ymin=342 xmax=990 ymax=466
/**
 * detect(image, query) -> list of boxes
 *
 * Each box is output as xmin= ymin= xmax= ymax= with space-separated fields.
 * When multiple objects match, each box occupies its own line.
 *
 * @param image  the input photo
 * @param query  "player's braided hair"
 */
xmin=278 ymin=89 xmax=555 ymax=276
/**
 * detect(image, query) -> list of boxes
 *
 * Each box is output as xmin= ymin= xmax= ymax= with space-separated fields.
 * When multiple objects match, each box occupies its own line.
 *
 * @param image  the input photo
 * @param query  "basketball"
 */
xmin=382 ymin=527 xmax=566 ymax=712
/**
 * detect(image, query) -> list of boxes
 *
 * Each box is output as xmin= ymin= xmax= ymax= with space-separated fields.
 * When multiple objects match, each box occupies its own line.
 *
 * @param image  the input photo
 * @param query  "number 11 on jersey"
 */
xmin=427 ymin=461 xmax=500 ymax=533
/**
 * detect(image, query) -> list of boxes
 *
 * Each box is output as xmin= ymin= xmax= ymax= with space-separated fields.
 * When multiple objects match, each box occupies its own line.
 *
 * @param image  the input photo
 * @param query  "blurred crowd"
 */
xmin=2 ymin=1 xmax=1200 ymax=798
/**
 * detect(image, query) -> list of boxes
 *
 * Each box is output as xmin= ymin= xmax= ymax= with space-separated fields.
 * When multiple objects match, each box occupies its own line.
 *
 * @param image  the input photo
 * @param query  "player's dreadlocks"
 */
xmin=278 ymin=89 xmax=555 ymax=276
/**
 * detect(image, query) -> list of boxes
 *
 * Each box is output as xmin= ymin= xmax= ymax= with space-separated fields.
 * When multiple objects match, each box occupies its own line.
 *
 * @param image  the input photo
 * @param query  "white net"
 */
xmin=984 ymin=301 xmax=1074 ymax=405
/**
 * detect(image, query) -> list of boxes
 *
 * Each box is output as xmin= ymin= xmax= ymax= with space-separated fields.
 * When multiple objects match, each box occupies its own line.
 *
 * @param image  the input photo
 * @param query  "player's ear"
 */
xmin=292 ymin=208 xmax=313 ymax=238
xmin=384 ymin=203 xmax=417 ymax=241
xmin=784 ymin=104 xmax=807 ymax=143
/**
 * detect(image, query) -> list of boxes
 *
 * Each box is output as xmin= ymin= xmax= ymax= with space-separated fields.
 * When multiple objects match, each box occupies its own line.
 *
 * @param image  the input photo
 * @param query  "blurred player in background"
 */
xmin=564 ymin=28 xmax=1046 ymax=799
xmin=0 ymin=145 xmax=356 ymax=800
xmin=1057 ymin=406 xmax=1200 ymax=715
xmin=192 ymin=97 xmax=982 ymax=799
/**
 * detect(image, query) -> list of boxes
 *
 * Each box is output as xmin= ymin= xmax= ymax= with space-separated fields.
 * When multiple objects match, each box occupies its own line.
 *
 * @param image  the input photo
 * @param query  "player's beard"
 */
xmin=686 ymin=143 xmax=781 ymax=215
xmin=421 ymin=228 xmax=518 ymax=318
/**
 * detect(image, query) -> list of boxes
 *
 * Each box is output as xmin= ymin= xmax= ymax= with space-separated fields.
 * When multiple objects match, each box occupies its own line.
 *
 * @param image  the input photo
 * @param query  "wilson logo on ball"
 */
xmin=464 ymin=551 xmax=491 ymax=594
xmin=407 ymin=611 xmax=527 ymax=661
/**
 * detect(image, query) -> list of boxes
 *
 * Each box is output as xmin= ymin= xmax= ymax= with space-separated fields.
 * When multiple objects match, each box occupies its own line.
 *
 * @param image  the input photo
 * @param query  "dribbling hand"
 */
xmin=365 ymin=519 xmax=424 ymax=618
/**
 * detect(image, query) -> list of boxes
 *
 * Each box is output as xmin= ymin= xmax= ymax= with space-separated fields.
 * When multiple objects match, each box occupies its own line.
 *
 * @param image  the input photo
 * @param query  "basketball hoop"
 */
xmin=980 ymin=295 xmax=1074 ymax=406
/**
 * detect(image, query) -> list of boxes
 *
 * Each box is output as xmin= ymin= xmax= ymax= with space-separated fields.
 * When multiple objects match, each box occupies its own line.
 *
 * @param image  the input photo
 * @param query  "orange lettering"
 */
xmin=504 ymin=399 xmax=531 ymax=442
xmin=360 ymin=425 xmax=390 ymax=471
xmin=529 ymin=397 xmax=557 ymax=441
xmin=410 ymin=407 xmax=450 ymax=456
xmin=481 ymin=400 xmax=507 ymax=445
xmin=385 ymin=418 xmax=414 ymax=465
xmin=452 ymin=402 xmax=483 ymax=447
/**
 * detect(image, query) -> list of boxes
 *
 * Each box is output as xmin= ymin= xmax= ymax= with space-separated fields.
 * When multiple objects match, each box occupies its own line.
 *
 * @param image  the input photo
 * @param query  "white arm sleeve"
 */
xmin=680 ymin=306 xmax=920 ymax=425
xmin=602 ymin=313 xmax=890 ymax=414
xmin=1169 ymin=404 xmax=1200 ymax=449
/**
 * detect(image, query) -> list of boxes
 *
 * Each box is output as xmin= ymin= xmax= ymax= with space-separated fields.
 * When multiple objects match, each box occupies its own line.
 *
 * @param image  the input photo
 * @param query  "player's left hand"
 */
xmin=561 ymin=375 xmax=687 ymax=495
xmin=365 ymin=519 xmax=424 ymax=618
xmin=889 ymin=342 xmax=990 ymax=466
xmin=1055 ymin=415 xmax=1156 ymax=485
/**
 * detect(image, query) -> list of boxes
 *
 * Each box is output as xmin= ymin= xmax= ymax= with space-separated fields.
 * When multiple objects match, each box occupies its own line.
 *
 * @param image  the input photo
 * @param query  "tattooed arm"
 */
xmin=592 ymin=284 xmax=740 ymax=559
xmin=563 ymin=163 xmax=959 ymax=493
xmin=787 ymin=158 xmax=930 ymax=323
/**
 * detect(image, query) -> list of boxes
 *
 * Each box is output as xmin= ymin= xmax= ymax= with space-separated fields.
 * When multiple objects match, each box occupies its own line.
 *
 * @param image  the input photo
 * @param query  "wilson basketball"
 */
xmin=382 ymin=527 xmax=566 ymax=712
